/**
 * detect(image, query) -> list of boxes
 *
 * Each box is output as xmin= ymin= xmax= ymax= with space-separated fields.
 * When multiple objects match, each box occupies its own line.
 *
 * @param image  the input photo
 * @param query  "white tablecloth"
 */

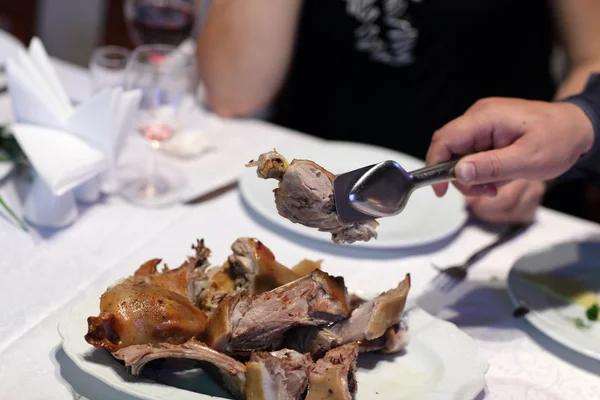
xmin=1 ymin=60 xmax=600 ymax=400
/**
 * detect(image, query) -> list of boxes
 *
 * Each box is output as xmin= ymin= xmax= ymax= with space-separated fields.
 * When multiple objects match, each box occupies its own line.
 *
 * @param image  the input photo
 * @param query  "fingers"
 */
xmin=432 ymin=182 xmax=449 ymax=197
xmin=454 ymin=146 xmax=533 ymax=186
xmin=426 ymin=113 xmax=493 ymax=166
xmin=468 ymin=180 xmax=544 ymax=224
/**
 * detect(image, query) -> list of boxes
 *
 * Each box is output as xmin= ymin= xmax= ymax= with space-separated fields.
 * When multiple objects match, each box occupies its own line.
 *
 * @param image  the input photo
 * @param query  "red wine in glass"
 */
xmin=125 ymin=0 xmax=194 ymax=46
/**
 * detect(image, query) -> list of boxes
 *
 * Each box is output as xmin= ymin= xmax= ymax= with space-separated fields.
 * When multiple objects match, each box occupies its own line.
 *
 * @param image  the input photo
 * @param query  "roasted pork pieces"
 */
xmin=131 ymin=239 xmax=211 ymax=304
xmin=85 ymin=282 xmax=207 ymax=352
xmin=196 ymin=238 xmax=321 ymax=314
xmin=205 ymin=270 xmax=350 ymax=355
xmin=114 ymin=339 xmax=247 ymax=400
xmin=246 ymin=350 xmax=313 ymax=400
xmin=85 ymin=237 xmax=413 ymax=400
xmin=305 ymin=343 xmax=359 ymax=400
xmin=284 ymin=274 xmax=411 ymax=357
xmin=247 ymin=151 xmax=379 ymax=244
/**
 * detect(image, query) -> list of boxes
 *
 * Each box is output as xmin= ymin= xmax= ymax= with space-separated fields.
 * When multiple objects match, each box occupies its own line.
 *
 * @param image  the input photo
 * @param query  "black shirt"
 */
xmin=269 ymin=0 xmax=556 ymax=160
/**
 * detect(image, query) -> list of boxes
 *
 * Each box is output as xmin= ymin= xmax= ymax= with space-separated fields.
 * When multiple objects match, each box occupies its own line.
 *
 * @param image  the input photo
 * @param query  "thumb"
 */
xmin=454 ymin=147 xmax=525 ymax=185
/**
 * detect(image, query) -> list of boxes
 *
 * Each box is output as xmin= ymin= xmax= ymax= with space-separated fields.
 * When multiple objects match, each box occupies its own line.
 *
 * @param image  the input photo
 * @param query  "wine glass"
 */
xmin=123 ymin=0 xmax=196 ymax=47
xmin=121 ymin=44 xmax=198 ymax=207
xmin=89 ymin=46 xmax=131 ymax=93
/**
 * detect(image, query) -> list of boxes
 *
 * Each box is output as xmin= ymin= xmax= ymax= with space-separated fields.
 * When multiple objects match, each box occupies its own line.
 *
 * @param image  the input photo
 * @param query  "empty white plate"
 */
xmin=239 ymin=141 xmax=468 ymax=248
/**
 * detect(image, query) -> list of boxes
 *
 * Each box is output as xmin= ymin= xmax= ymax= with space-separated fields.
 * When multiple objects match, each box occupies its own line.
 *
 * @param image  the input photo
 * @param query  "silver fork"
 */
xmin=431 ymin=223 xmax=528 ymax=292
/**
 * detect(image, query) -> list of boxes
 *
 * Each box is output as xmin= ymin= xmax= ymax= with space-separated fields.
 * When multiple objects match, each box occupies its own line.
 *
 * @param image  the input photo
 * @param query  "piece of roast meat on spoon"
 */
xmin=113 ymin=339 xmax=247 ymax=400
xmin=246 ymin=151 xmax=379 ymax=244
xmin=245 ymin=349 xmax=314 ymax=400
xmin=205 ymin=270 xmax=350 ymax=355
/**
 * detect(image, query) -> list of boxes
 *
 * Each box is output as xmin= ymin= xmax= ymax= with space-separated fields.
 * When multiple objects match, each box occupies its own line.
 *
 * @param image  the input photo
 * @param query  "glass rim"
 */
xmin=127 ymin=44 xmax=196 ymax=72
xmin=91 ymin=45 xmax=132 ymax=68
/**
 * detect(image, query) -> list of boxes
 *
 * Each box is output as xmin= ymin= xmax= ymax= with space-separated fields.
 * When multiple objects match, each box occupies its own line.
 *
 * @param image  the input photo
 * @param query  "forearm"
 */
xmin=560 ymin=73 xmax=600 ymax=176
xmin=197 ymin=0 xmax=302 ymax=117
xmin=555 ymin=61 xmax=600 ymax=99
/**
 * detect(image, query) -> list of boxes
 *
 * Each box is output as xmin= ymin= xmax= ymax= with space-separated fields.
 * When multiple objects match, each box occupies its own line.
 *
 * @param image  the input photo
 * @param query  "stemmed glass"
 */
xmin=123 ymin=0 xmax=196 ymax=47
xmin=89 ymin=46 xmax=131 ymax=93
xmin=121 ymin=44 xmax=198 ymax=207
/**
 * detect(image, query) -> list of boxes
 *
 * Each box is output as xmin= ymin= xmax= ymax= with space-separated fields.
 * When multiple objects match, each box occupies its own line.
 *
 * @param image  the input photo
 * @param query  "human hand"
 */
xmin=426 ymin=97 xmax=594 ymax=197
xmin=466 ymin=179 xmax=545 ymax=224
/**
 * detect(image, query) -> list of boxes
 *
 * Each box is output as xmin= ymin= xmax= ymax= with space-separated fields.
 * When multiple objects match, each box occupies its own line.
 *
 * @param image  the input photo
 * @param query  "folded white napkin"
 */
xmin=5 ymin=37 xmax=141 ymax=227
xmin=6 ymin=37 xmax=141 ymax=196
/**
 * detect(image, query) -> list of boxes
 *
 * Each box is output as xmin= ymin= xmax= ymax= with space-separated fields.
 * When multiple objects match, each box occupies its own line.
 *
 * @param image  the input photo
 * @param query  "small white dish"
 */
xmin=58 ymin=290 xmax=487 ymax=400
xmin=239 ymin=140 xmax=468 ymax=248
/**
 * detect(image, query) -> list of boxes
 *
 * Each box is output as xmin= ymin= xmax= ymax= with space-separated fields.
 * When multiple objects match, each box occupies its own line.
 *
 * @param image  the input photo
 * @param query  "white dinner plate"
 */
xmin=59 ymin=290 xmax=488 ymax=400
xmin=507 ymin=240 xmax=600 ymax=360
xmin=239 ymin=141 xmax=468 ymax=248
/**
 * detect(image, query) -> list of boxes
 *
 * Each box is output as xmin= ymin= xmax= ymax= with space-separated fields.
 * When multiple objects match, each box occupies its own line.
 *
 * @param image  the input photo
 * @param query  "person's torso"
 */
xmin=270 ymin=0 xmax=556 ymax=159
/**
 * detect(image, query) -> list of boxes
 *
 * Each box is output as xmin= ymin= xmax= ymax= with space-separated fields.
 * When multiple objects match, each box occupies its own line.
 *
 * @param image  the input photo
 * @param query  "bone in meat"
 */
xmin=246 ymin=349 xmax=313 ymax=400
xmin=228 ymin=237 xmax=304 ymax=294
xmin=284 ymin=274 xmax=410 ymax=357
xmin=330 ymin=274 xmax=410 ymax=342
xmin=205 ymin=270 xmax=350 ymax=354
xmin=305 ymin=343 xmax=359 ymax=400
xmin=113 ymin=339 xmax=246 ymax=400
xmin=196 ymin=237 xmax=312 ymax=313
xmin=85 ymin=281 xmax=207 ymax=352
xmin=247 ymin=151 xmax=379 ymax=244
xmin=357 ymin=320 xmax=409 ymax=354
xmin=131 ymin=239 xmax=211 ymax=304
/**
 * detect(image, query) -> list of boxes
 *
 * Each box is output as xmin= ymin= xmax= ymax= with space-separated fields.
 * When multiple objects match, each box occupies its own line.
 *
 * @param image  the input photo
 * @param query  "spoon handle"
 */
xmin=409 ymin=159 xmax=458 ymax=188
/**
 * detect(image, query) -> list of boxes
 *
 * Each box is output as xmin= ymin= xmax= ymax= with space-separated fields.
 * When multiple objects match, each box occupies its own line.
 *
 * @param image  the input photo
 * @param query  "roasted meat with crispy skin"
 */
xmin=196 ymin=237 xmax=314 ymax=313
xmin=205 ymin=270 xmax=350 ymax=354
xmin=246 ymin=151 xmax=379 ymax=244
xmin=357 ymin=320 xmax=409 ymax=354
xmin=113 ymin=339 xmax=246 ymax=400
xmin=246 ymin=349 xmax=313 ymax=400
xmin=305 ymin=343 xmax=359 ymax=400
xmin=131 ymin=239 xmax=212 ymax=303
xmin=85 ymin=282 xmax=207 ymax=352
xmin=284 ymin=275 xmax=410 ymax=357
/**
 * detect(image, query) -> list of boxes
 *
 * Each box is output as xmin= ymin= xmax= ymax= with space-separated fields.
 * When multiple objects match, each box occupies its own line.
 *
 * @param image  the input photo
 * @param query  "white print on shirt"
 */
xmin=344 ymin=0 xmax=421 ymax=67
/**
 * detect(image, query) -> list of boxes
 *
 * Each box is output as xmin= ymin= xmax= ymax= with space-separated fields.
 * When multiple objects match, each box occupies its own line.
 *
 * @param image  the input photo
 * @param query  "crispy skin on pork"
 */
xmin=196 ymin=238 xmax=313 ymax=313
xmin=205 ymin=270 xmax=350 ymax=355
xmin=284 ymin=275 xmax=410 ymax=357
xmin=357 ymin=320 xmax=409 ymax=354
xmin=245 ymin=349 xmax=313 ymax=400
xmin=113 ymin=339 xmax=246 ymax=400
xmin=305 ymin=343 xmax=359 ymax=400
xmin=228 ymin=237 xmax=303 ymax=294
xmin=131 ymin=239 xmax=211 ymax=303
xmin=85 ymin=282 xmax=207 ymax=352
xmin=246 ymin=151 xmax=379 ymax=244
xmin=291 ymin=259 xmax=323 ymax=276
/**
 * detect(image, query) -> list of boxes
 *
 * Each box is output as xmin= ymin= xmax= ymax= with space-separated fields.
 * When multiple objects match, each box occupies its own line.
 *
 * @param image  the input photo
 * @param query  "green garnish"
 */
xmin=575 ymin=317 xmax=592 ymax=330
xmin=586 ymin=304 xmax=599 ymax=321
